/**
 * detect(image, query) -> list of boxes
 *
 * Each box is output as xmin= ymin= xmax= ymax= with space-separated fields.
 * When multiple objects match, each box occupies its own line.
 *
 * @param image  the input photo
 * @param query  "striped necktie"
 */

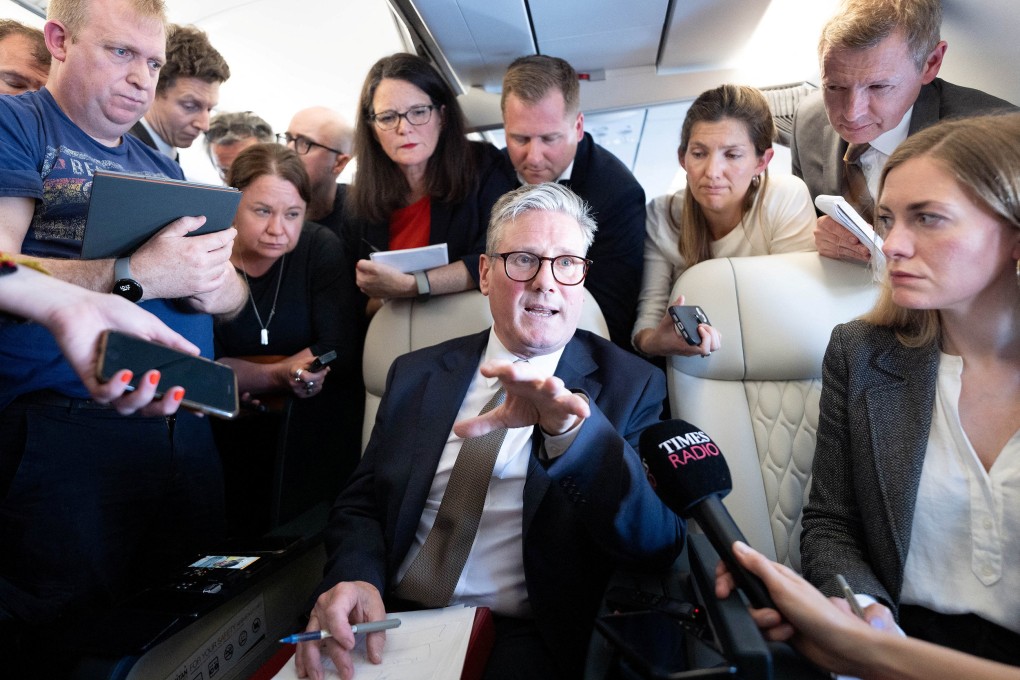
xmin=393 ymin=386 xmax=508 ymax=607
xmin=842 ymin=142 xmax=874 ymax=224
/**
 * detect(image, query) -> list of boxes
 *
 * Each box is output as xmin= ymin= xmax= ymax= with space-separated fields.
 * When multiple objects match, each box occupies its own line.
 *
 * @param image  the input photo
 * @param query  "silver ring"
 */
xmin=294 ymin=368 xmax=305 ymax=382
xmin=701 ymin=352 xmax=711 ymax=359
xmin=306 ymin=381 xmax=315 ymax=390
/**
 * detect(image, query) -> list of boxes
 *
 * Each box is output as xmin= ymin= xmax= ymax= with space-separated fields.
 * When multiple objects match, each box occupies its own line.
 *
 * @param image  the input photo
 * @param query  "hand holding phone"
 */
xmin=307 ymin=349 xmax=337 ymax=372
xmin=97 ymin=331 xmax=239 ymax=418
xmin=667 ymin=305 xmax=710 ymax=346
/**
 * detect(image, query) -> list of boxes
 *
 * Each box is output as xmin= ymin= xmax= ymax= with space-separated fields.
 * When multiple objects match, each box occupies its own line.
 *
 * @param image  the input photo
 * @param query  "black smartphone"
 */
xmin=667 ymin=305 xmax=710 ymax=346
xmin=97 ymin=330 xmax=239 ymax=419
xmin=307 ymin=349 xmax=337 ymax=372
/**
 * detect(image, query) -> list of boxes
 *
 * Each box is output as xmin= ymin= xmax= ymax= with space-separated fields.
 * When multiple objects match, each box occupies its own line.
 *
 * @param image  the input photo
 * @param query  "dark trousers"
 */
xmin=900 ymin=604 xmax=1020 ymax=667
xmin=0 ymin=397 xmax=225 ymax=626
xmin=483 ymin=615 xmax=576 ymax=680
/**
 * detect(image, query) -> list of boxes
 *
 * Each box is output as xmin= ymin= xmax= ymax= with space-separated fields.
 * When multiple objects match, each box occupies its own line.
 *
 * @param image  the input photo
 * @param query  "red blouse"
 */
xmin=388 ymin=195 xmax=431 ymax=250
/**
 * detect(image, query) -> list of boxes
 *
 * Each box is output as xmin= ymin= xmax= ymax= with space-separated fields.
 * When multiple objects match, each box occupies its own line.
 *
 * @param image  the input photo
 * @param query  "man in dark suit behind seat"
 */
xmin=297 ymin=183 xmax=684 ymax=680
xmin=791 ymin=0 xmax=1015 ymax=263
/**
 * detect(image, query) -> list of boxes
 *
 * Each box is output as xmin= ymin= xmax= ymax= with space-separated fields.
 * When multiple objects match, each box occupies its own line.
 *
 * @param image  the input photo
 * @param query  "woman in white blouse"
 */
xmin=800 ymin=112 xmax=1020 ymax=665
xmin=632 ymin=84 xmax=816 ymax=357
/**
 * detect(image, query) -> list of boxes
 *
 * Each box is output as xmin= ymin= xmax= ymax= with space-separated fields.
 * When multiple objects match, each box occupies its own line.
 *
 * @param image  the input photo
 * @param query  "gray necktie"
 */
xmin=393 ymin=386 xmax=508 ymax=607
xmin=842 ymin=142 xmax=874 ymax=224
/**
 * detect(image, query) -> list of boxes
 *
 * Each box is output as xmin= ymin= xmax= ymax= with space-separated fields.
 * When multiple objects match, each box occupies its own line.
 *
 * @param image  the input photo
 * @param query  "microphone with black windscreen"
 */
xmin=640 ymin=419 xmax=776 ymax=610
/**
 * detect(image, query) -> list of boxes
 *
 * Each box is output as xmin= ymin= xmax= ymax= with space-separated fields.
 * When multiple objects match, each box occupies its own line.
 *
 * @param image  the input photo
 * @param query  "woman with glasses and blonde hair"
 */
xmin=344 ymin=52 xmax=511 ymax=313
xmin=632 ymin=84 xmax=816 ymax=358
xmin=801 ymin=112 xmax=1020 ymax=665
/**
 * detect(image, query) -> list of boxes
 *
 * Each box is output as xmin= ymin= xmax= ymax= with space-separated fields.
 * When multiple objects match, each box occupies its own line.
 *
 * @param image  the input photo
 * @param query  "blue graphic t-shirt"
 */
xmin=0 ymin=88 xmax=214 ymax=407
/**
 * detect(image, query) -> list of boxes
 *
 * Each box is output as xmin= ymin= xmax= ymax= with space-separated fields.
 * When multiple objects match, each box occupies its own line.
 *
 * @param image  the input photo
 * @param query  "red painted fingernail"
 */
xmin=120 ymin=371 xmax=133 ymax=384
xmin=173 ymin=389 xmax=185 ymax=401
xmin=148 ymin=371 xmax=161 ymax=386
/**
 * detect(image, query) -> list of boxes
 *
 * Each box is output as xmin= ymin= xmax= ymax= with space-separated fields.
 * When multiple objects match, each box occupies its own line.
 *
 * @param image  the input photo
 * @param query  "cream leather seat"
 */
xmin=667 ymin=252 xmax=879 ymax=569
xmin=362 ymin=289 xmax=610 ymax=451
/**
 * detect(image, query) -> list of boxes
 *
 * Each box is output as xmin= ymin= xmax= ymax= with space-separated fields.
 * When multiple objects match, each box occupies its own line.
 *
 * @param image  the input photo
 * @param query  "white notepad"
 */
xmin=814 ymin=195 xmax=886 ymax=269
xmin=273 ymin=605 xmax=475 ymax=680
xmin=369 ymin=243 xmax=449 ymax=273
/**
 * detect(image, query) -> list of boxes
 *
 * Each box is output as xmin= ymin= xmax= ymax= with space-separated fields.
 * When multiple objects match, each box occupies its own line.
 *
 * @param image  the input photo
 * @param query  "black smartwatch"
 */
xmin=413 ymin=269 xmax=431 ymax=302
xmin=112 ymin=256 xmax=143 ymax=302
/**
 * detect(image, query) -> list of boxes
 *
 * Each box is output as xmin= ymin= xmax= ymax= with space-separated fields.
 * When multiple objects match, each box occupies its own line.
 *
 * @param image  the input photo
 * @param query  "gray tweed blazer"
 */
xmin=800 ymin=319 xmax=939 ymax=615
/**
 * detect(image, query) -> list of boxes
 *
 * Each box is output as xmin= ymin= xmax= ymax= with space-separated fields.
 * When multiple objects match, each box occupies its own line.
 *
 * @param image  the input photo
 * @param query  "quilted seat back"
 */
xmin=667 ymin=253 xmax=879 ymax=569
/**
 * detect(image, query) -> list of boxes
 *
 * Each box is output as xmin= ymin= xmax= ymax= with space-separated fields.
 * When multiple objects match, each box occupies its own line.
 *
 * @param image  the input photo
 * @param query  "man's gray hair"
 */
xmin=486 ymin=182 xmax=597 ymax=255
xmin=204 ymin=110 xmax=274 ymax=148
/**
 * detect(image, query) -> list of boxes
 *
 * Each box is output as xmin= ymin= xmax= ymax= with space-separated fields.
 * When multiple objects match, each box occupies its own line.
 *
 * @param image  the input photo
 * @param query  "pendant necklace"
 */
xmin=239 ymin=254 xmax=285 ymax=346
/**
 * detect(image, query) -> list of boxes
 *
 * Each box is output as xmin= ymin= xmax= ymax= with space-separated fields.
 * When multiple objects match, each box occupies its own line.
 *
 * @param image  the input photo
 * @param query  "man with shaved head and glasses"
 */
xmin=280 ymin=106 xmax=354 ymax=236
xmin=296 ymin=182 xmax=683 ymax=680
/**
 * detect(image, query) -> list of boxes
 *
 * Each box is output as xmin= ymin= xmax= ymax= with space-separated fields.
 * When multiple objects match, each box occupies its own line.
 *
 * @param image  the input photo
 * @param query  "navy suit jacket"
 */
xmin=127 ymin=120 xmax=158 ymax=149
xmin=498 ymin=133 xmax=646 ymax=352
xmin=791 ymin=78 xmax=1016 ymax=205
xmin=126 ymin=120 xmax=179 ymax=163
xmin=316 ymin=329 xmax=684 ymax=675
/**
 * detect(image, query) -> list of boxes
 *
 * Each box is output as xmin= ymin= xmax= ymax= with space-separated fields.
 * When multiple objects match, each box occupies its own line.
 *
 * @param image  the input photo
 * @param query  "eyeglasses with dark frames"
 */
xmin=277 ymin=132 xmax=343 ymax=155
xmin=494 ymin=251 xmax=592 ymax=286
xmin=369 ymin=105 xmax=438 ymax=131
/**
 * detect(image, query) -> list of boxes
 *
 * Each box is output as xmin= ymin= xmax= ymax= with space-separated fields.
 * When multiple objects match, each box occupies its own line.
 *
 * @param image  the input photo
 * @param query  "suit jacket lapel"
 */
xmin=863 ymin=340 xmax=938 ymax=572
xmin=128 ymin=120 xmax=157 ymax=150
xmin=828 ymin=126 xmax=849 ymax=197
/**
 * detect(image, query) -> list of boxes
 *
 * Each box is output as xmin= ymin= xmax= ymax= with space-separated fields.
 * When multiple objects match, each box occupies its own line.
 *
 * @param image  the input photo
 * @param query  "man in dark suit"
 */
xmin=791 ymin=0 xmax=1015 ymax=263
xmin=297 ymin=183 xmax=684 ymax=680
xmin=128 ymin=25 xmax=229 ymax=166
xmin=498 ymin=55 xmax=645 ymax=353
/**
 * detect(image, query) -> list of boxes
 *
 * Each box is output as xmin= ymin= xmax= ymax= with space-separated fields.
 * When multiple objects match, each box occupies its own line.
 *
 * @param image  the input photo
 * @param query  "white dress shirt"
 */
xmin=859 ymin=106 xmax=913 ymax=202
xmin=394 ymin=333 xmax=574 ymax=617
xmin=515 ymin=160 xmax=574 ymax=186
xmin=900 ymin=353 xmax=1020 ymax=634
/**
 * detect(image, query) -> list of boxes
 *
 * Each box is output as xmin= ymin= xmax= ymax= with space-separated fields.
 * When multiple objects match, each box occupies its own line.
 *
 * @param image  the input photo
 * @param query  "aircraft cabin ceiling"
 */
xmin=394 ymin=0 xmax=841 ymax=128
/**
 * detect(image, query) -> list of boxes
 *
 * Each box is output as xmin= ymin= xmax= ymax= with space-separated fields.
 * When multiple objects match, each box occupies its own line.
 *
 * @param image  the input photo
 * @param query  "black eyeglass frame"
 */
xmin=493 ymin=251 xmax=593 ymax=286
xmin=369 ymin=104 xmax=439 ymax=131
xmin=277 ymin=132 xmax=343 ymax=155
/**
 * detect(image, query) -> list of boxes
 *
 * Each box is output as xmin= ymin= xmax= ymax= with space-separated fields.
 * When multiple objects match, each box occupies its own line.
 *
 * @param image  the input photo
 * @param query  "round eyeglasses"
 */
xmin=277 ymin=132 xmax=342 ymax=155
xmin=370 ymin=105 xmax=437 ymax=131
xmin=494 ymin=251 xmax=592 ymax=286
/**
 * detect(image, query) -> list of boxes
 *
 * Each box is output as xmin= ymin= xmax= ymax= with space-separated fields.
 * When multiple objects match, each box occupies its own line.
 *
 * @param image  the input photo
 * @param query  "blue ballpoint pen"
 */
xmin=278 ymin=618 xmax=401 ymax=644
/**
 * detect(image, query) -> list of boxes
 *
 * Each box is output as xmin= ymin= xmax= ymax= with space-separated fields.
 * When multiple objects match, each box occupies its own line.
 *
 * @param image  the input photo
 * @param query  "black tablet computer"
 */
xmin=82 ymin=170 xmax=241 ymax=259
